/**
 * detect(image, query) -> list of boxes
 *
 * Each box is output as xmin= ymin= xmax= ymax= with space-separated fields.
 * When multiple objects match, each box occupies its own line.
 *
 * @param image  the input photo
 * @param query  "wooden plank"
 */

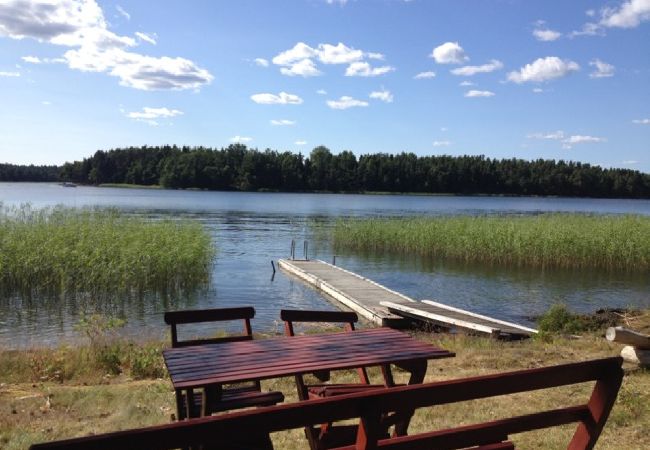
xmin=382 ymin=301 xmax=536 ymax=338
xmin=278 ymin=259 xmax=410 ymax=326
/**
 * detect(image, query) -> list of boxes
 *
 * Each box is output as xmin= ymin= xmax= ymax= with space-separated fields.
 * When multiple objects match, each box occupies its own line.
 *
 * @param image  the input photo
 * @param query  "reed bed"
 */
xmin=333 ymin=214 xmax=650 ymax=271
xmin=0 ymin=205 xmax=215 ymax=296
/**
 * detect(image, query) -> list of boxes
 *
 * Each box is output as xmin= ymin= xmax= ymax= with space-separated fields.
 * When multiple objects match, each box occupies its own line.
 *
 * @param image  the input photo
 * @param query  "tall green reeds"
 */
xmin=333 ymin=214 xmax=650 ymax=271
xmin=0 ymin=205 xmax=215 ymax=296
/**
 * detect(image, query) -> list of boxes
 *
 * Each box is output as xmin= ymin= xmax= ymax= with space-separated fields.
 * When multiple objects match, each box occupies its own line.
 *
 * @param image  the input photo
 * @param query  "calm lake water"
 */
xmin=1 ymin=182 xmax=649 ymax=348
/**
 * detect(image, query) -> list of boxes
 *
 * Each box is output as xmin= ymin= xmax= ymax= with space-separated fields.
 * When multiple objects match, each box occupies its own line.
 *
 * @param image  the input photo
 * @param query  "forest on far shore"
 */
xmin=2 ymin=144 xmax=650 ymax=198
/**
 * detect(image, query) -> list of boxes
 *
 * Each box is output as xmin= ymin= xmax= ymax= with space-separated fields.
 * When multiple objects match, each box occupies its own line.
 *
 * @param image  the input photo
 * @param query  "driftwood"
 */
xmin=605 ymin=326 xmax=650 ymax=349
xmin=620 ymin=346 xmax=650 ymax=367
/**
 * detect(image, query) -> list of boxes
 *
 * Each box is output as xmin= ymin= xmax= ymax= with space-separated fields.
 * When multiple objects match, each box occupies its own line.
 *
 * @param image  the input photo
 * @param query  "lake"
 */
xmin=1 ymin=182 xmax=649 ymax=348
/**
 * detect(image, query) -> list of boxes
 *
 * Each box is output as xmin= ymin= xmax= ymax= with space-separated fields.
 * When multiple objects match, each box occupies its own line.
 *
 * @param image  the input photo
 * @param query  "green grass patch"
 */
xmin=0 ymin=205 xmax=215 ymax=296
xmin=333 ymin=213 xmax=650 ymax=271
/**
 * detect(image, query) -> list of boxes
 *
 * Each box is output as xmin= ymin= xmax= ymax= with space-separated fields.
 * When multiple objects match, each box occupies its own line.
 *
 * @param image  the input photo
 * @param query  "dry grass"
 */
xmin=1 ymin=328 xmax=649 ymax=449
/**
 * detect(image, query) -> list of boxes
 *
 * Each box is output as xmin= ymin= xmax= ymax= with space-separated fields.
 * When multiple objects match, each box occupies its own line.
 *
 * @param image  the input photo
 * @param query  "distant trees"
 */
xmin=3 ymin=145 xmax=650 ymax=198
xmin=0 ymin=163 xmax=60 ymax=182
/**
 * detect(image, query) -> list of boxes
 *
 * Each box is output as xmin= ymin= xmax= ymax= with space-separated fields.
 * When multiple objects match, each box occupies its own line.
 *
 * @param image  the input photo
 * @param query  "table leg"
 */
xmin=392 ymin=359 xmax=427 ymax=436
xmin=202 ymin=384 xmax=222 ymax=417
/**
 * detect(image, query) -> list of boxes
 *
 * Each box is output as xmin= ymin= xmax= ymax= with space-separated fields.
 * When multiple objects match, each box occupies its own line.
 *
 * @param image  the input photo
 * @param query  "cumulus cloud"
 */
xmin=126 ymin=106 xmax=183 ymax=120
xmin=270 ymin=119 xmax=296 ymax=126
xmin=432 ymin=140 xmax=452 ymax=147
xmin=280 ymin=58 xmax=321 ymax=77
xmin=271 ymin=41 xmax=390 ymax=77
xmin=230 ymin=136 xmax=253 ymax=143
xmin=0 ymin=0 xmax=213 ymax=90
xmin=135 ymin=31 xmax=156 ymax=45
xmin=21 ymin=55 xmax=65 ymax=64
xmin=589 ymin=59 xmax=615 ymax=78
xmin=533 ymin=28 xmax=562 ymax=41
xmin=369 ymin=88 xmax=393 ymax=103
xmin=316 ymin=89 xmax=327 ymax=95
xmin=600 ymin=0 xmax=650 ymax=28
xmin=572 ymin=0 xmax=650 ymax=37
xmin=251 ymin=92 xmax=303 ymax=105
xmin=345 ymin=61 xmax=394 ymax=77
xmin=464 ymin=90 xmax=495 ymax=98
xmin=0 ymin=70 xmax=20 ymax=77
xmin=632 ymin=118 xmax=650 ymax=124
xmin=430 ymin=42 xmax=468 ymax=64
xmin=414 ymin=71 xmax=436 ymax=79
xmin=295 ymin=140 xmax=307 ymax=145
xmin=459 ymin=80 xmax=475 ymax=86
xmin=254 ymin=58 xmax=269 ymax=67
xmin=507 ymin=56 xmax=579 ymax=83
xmin=451 ymin=59 xmax=503 ymax=76
xmin=326 ymin=96 xmax=369 ymax=110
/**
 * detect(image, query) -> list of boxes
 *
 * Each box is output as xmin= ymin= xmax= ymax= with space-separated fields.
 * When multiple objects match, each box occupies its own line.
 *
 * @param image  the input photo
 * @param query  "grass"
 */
xmin=0 ymin=205 xmax=215 ymax=296
xmin=332 ymin=214 xmax=650 ymax=271
xmin=1 ymin=311 xmax=649 ymax=449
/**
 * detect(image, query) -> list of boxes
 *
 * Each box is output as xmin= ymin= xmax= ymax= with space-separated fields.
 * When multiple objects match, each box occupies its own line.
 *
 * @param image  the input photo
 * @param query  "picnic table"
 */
xmin=163 ymin=327 xmax=454 ymax=431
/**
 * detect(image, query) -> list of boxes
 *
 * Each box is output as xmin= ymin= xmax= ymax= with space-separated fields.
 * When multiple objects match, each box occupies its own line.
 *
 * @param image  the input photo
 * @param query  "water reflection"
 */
xmin=1 ymin=183 xmax=649 ymax=348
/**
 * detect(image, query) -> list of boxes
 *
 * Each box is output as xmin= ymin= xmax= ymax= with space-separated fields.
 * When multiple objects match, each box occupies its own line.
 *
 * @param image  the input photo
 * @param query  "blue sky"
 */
xmin=0 ymin=0 xmax=649 ymax=171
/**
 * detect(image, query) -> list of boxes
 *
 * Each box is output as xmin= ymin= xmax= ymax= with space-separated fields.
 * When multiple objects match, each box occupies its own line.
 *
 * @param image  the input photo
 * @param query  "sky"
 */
xmin=0 ymin=0 xmax=649 ymax=172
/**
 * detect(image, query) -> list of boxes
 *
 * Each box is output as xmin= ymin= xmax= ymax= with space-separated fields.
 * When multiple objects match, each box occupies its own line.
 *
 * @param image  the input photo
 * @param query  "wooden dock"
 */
xmin=278 ymin=259 xmax=537 ymax=338
xmin=382 ymin=300 xmax=537 ymax=339
xmin=277 ymin=259 xmax=412 ymax=326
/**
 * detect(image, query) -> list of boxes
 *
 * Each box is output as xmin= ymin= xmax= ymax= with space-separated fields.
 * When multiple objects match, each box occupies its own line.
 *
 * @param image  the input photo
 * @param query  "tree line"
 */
xmin=2 ymin=145 xmax=650 ymax=198
xmin=0 ymin=163 xmax=60 ymax=182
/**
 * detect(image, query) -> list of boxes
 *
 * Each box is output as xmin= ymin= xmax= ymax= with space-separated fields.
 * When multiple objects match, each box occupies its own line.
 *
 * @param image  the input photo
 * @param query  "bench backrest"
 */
xmin=29 ymin=357 xmax=623 ymax=450
xmin=280 ymin=309 xmax=368 ymax=387
xmin=164 ymin=306 xmax=255 ymax=348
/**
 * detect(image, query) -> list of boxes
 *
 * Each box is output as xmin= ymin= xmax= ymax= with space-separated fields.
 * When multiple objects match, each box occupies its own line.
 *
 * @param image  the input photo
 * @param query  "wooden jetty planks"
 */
xmin=278 ymin=259 xmax=536 ymax=338
xmin=382 ymin=300 xmax=537 ymax=338
xmin=277 ymin=259 xmax=412 ymax=326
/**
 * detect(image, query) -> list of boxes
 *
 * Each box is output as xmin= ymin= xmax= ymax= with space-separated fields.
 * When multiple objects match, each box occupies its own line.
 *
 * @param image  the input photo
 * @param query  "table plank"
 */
xmin=164 ymin=328 xmax=453 ymax=389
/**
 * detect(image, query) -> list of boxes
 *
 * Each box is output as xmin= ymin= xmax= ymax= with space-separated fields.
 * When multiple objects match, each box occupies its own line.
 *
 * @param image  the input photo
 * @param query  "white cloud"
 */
xmin=316 ymin=89 xmax=327 ymax=95
xmin=562 ymin=135 xmax=606 ymax=148
xmin=326 ymin=0 xmax=349 ymax=5
xmin=270 ymin=119 xmax=296 ymax=126
xmin=0 ymin=0 xmax=213 ymax=91
xmin=318 ymin=42 xmax=364 ymax=64
xmin=271 ymin=42 xmax=389 ymax=77
xmin=527 ymin=131 xmax=565 ymax=140
xmin=127 ymin=106 xmax=183 ymax=120
xmin=459 ymin=80 xmax=475 ymax=86
xmin=369 ymin=88 xmax=393 ymax=103
xmin=116 ymin=5 xmax=130 ymax=21
xmin=632 ymin=118 xmax=650 ymax=124
xmin=532 ymin=87 xmax=544 ymax=93
xmin=589 ymin=59 xmax=615 ymax=78
xmin=414 ymin=71 xmax=436 ymax=79
xmin=230 ymin=136 xmax=253 ymax=143
xmin=326 ymin=96 xmax=369 ymax=110
xmin=533 ymin=28 xmax=562 ymax=41
xmin=600 ymin=0 xmax=650 ymax=28
xmin=272 ymin=42 xmax=318 ymax=66
xmin=251 ymin=92 xmax=303 ymax=105
xmin=451 ymin=59 xmax=503 ymax=76
xmin=345 ymin=61 xmax=394 ymax=77
xmin=0 ymin=71 xmax=20 ymax=77
xmin=622 ymin=159 xmax=639 ymax=164
xmin=295 ymin=140 xmax=307 ymax=145
xmin=432 ymin=140 xmax=452 ymax=147
xmin=507 ymin=56 xmax=579 ymax=83
xmin=430 ymin=42 xmax=468 ymax=64
xmin=465 ymin=90 xmax=495 ymax=98
xmin=21 ymin=55 xmax=65 ymax=64
xmin=280 ymin=58 xmax=321 ymax=77
xmin=135 ymin=31 xmax=156 ymax=45
xmin=570 ymin=22 xmax=605 ymax=37
xmin=254 ymin=58 xmax=269 ymax=67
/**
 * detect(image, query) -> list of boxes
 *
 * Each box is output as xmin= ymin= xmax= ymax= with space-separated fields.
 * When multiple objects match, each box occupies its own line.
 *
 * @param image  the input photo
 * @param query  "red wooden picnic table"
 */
xmin=163 ymin=327 xmax=454 ymax=433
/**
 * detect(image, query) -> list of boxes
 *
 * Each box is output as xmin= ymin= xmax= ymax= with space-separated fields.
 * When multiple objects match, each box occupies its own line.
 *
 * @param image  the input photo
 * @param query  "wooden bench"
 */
xmin=30 ymin=356 xmax=623 ymax=450
xmin=164 ymin=307 xmax=284 ymax=419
